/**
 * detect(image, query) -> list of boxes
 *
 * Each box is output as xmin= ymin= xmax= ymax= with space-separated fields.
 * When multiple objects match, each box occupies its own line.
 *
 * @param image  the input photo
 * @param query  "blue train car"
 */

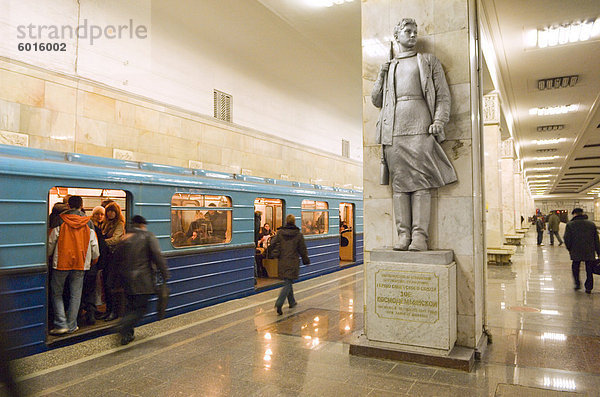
xmin=0 ymin=144 xmax=363 ymax=358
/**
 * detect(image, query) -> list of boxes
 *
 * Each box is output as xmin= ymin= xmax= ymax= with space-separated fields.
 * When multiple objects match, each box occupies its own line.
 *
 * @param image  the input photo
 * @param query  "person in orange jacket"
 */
xmin=48 ymin=195 xmax=99 ymax=335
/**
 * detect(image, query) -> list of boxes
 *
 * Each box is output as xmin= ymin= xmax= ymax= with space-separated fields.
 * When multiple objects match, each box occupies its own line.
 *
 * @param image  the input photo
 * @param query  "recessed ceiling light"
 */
xmin=534 ymin=18 xmax=600 ymax=48
xmin=534 ymin=138 xmax=566 ymax=145
xmin=529 ymin=105 xmax=578 ymax=116
xmin=306 ymin=0 xmax=353 ymax=7
xmin=529 ymin=167 xmax=559 ymax=171
xmin=533 ymin=155 xmax=561 ymax=160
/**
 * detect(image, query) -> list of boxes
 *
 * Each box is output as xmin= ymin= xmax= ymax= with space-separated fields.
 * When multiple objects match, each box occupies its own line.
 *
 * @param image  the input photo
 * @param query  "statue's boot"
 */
xmin=393 ymin=193 xmax=411 ymax=250
xmin=408 ymin=189 xmax=431 ymax=251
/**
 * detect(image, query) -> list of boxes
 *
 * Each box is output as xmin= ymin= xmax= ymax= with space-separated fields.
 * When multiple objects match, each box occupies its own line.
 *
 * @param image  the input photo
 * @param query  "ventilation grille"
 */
xmin=536 ymin=162 xmax=554 ymax=165
xmin=536 ymin=124 xmax=564 ymax=132
xmin=536 ymin=148 xmax=558 ymax=153
xmin=583 ymin=143 xmax=600 ymax=148
xmin=562 ymin=177 xmax=593 ymax=180
xmin=570 ymin=166 xmax=600 ymax=169
xmin=213 ymin=90 xmax=232 ymax=122
xmin=537 ymin=75 xmax=578 ymax=90
xmin=342 ymin=139 xmax=350 ymax=158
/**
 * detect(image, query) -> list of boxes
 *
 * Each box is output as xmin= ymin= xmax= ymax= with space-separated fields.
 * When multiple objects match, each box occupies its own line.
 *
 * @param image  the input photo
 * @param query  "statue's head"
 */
xmin=394 ymin=18 xmax=418 ymax=50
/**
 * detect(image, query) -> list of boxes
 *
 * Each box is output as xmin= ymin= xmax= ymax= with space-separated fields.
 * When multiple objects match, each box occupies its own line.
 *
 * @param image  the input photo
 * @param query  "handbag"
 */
xmin=155 ymin=271 xmax=169 ymax=320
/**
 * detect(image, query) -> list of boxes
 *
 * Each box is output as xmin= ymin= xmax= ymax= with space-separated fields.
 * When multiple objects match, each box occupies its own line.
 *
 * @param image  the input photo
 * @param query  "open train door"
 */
xmin=339 ymin=203 xmax=354 ymax=265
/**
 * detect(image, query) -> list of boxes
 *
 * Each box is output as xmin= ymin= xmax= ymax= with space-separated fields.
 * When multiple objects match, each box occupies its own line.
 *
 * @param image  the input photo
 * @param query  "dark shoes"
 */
xmin=574 ymin=284 xmax=581 ymax=291
xmin=289 ymin=302 xmax=297 ymax=309
xmin=104 ymin=312 xmax=118 ymax=322
xmin=586 ymin=290 xmax=592 ymax=294
xmin=558 ymin=242 xmax=563 ymax=246
xmin=120 ymin=334 xmax=135 ymax=345
xmin=275 ymin=306 xmax=283 ymax=315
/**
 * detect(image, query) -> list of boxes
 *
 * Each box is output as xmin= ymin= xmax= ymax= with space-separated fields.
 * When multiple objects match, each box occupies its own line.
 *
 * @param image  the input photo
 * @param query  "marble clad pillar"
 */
xmin=500 ymin=139 xmax=516 ymax=235
xmin=483 ymin=93 xmax=503 ymax=248
xmin=513 ymin=160 xmax=523 ymax=231
xmin=361 ymin=0 xmax=485 ymax=350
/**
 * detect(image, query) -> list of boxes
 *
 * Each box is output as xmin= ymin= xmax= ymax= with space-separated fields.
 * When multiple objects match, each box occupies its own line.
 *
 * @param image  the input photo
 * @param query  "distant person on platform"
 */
xmin=564 ymin=208 xmax=600 ymax=293
xmin=371 ymin=18 xmax=457 ymax=251
xmin=116 ymin=215 xmax=170 ymax=345
xmin=547 ymin=210 xmax=563 ymax=246
xmin=48 ymin=195 xmax=99 ymax=335
xmin=270 ymin=214 xmax=310 ymax=315
xmin=535 ymin=215 xmax=545 ymax=246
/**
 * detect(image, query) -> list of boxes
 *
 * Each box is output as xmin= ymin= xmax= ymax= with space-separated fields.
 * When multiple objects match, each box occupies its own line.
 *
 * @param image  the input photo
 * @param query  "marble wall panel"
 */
xmin=0 ymin=69 xmax=45 ymax=107
xmin=158 ymin=113 xmax=182 ymax=137
xmin=433 ymin=0 xmax=468 ymax=34
xmin=29 ymin=135 xmax=73 ymax=152
xmin=0 ymin=99 xmax=20 ymax=132
xmin=107 ymin=125 xmax=139 ymax=153
xmin=456 ymin=314 xmax=475 ymax=347
xmin=198 ymin=143 xmax=222 ymax=165
xmin=76 ymin=116 xmax=108 ymax=147
xmin=454 ymin=254 xmax=475 ymax=317
xmin=19 ymin=105 xmax=51 ymax=136
xmin=433 ymin=30 xmax=470 ymax=85
xmin=364 ymin=198 xmax=394 ymax=251
xmin=134 ymin=106 xmax=160 ymax=131
xmin=80 ymin=92 xmax=116 ymax=123
xmin=48 ymin=112 xmax=76 ymax=142
xmin=435 ymin=196 xmax=474 ymax=255
xmin=74 ymin=142 xmax=112 ymax=158
xmin=44 ymin=82 xmax=77 ymax=114
xmin=115 ymin=100 xmax=136 ymax=128
xmin=180 ymin=118 xmax=204 ymax=141
xmin=138 ymin=130 xmax=169 ymax=156
xmin=389 ymin=0 xmax=435 ymax=35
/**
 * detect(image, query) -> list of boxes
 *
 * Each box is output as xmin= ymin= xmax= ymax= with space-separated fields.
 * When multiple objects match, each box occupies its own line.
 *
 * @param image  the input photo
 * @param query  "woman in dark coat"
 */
xmin=271 ymin=214 xmax=310 ymax=315
xmin=564 ymin=208 xmax=600 ymax=293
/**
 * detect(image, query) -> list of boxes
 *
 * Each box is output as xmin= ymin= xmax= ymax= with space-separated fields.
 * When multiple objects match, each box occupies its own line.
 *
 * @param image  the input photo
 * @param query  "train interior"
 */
xmin=47 ymin=187 xmax=128 ymax=344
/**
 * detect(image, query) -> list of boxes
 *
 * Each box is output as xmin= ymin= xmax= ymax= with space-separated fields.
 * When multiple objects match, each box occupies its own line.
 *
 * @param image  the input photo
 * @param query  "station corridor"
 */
xmin=8 ymin=229 xmax=600 ymax=397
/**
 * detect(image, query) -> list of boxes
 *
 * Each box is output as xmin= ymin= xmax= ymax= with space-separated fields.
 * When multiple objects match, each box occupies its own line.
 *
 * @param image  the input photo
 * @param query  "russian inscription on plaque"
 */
xmin=375 ymin=270 xmax=439 ymax=323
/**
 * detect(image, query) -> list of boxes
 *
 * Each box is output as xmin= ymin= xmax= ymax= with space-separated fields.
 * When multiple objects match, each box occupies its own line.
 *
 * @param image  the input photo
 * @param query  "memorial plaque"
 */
xmin=366 ymin=251 xmax=456 ymax=353
xmin=375 ymin=270 xmax=439 ymax=323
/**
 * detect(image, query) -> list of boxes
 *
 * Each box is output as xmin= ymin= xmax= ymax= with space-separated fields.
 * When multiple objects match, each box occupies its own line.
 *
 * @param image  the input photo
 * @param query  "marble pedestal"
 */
xmin=364 ymin=249 xmax=457 ymax=354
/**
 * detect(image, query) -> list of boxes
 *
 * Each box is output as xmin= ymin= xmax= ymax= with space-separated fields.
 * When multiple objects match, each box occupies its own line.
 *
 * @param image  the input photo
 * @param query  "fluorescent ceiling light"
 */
xmin=529 ymin=105 xmax=578 ymax=116
xmin=528 ymin=175 xmax=553 ymax=178
xmin=534 ymin=18 xmax=600 ymax=48
xmin=306 ymin=0 xmax=353 ymax=7
xmin=534 ymin=138 xmax=566 ymax=145
xmin=533 ymin=156 xmax=560 ymax=160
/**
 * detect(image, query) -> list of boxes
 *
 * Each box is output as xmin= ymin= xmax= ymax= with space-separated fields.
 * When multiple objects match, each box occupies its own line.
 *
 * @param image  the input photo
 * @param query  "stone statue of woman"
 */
xmin=372 ymin=18 xmax=457 ymax=251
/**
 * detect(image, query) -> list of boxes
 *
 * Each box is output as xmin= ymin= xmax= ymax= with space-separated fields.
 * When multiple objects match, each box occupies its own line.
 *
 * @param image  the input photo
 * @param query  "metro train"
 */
xmin=0 ymin=144 xmax=363 ymax=358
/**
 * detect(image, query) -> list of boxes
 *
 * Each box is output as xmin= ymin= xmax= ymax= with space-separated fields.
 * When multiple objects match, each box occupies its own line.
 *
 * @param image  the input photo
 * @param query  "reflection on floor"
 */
xmin=11 ymin=229 xmax=600 ymax=396
xmin=259 ymin=308 xmax=363 ymax=344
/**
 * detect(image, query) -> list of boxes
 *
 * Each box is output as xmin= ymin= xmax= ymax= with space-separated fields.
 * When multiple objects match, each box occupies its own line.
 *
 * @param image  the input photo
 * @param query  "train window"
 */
xmin=171 ymin=193 xmax=232 ymax=247
xmin=48 ymin=187 xmax=127 ymax=221
xmin=301 ymin=200 xmax=328 ymax=235
xmin=254 ymin=198 xmax=284 ymax=243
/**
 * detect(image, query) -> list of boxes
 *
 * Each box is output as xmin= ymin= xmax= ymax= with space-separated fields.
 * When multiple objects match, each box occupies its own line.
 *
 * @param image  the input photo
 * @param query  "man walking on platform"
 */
xmin=547 ymin=210 xmax=563 ymax=246
xmin=116 ymin=215 xmax=170 ymax=345
xmin=48 ymin=195 xmax=99 ymax=335
xmin=564 ymin=208 xmax=600 ymax=293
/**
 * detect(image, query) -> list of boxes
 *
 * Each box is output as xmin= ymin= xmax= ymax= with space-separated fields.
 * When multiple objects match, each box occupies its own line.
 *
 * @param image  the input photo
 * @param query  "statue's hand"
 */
xmin=380 ymin=61 xmax=391 ymax=75
xmin=429 ymin=122 xmax=445 ymax=143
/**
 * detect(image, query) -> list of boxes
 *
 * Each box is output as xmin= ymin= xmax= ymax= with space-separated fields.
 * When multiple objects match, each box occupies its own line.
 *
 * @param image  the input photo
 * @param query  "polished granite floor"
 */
xmin=5 ymin=229 xmax=600 ymax=396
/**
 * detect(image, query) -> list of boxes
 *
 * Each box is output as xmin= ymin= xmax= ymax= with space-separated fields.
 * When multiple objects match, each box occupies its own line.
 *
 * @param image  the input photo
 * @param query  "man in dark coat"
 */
xmin=535 ymin=215 xmax=545 ymax=246
xmin=271 ymin=214 xmax=310 ymax=315
xmin=564 ymin=208 xmax=600 ymax=293
xmin=116 ymin=215 xmax=170 ymax=345
xmin=547 ymin=210 xmax=563 ymax=246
